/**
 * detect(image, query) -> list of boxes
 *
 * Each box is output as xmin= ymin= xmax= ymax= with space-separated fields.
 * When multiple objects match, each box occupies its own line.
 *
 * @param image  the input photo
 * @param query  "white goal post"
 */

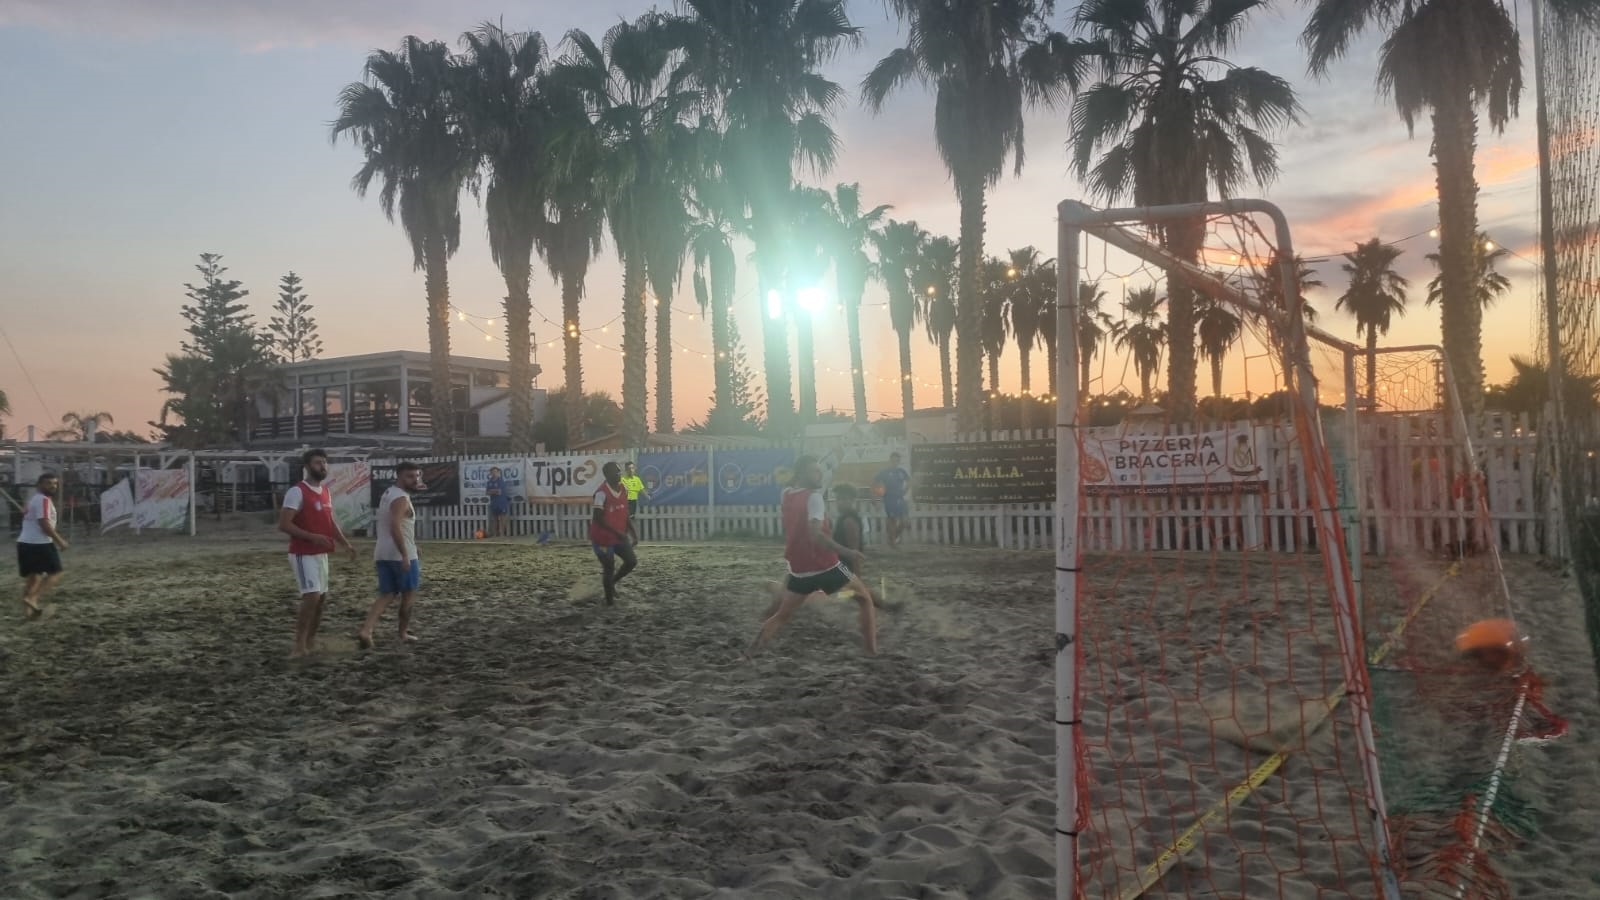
xmin=1051 ymin=199 xmax=1402 ymax=900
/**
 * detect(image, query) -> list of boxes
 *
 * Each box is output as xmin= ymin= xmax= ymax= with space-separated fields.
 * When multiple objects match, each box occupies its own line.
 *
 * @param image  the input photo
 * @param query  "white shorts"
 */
xmin=289 ymin=553 xmax=330 ymax=596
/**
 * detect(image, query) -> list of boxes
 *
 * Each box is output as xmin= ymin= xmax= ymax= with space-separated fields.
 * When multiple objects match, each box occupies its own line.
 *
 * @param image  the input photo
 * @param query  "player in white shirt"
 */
xmin=17 ymin=472 xmax=69 ymax=617
xmin=358 ymin=461 xmax=423 ymax=649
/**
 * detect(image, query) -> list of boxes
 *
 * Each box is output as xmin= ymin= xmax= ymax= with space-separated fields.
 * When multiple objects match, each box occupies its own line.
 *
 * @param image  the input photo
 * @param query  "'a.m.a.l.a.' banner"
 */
xmin=713 ymin=449 xmax=797 ymax=506
xmin=370 ymin=460 xmax=460 ymax=507
xmin=637 ymin=451 xmax=710 ymax=506
xmin=99 ymin=478 xmax=134 ymax=533
xmin=134 ymin=468 xmax=191 ymax=530
xmin=524 ymin=452 xmax=626 ymax=504
xmin=1081 ymin=423 xmax=1269 ymax=496
xmin=326 ymin=462 xmax=373 ymax=532
xmin=912 ymin=440 xmax=1054 ymax=504
xmin=459 ymin=458 xmax=527 ymax=504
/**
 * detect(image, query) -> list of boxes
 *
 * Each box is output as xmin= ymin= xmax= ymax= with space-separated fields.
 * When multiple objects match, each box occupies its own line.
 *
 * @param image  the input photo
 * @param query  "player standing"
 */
xmin=621 ymin=461 xmax=648 ymax=541
xmin=746 ymin=455 xmax=877 ymax=658
xmin=873 ymin=452 xmax=912 ymax=548
xmin=591 ymin=462 xmax=637 ymax=605
xmin=485 ymin=466 xmax=510 ymax=537
xmin=277 ymin=448 xmax=357 ymax=657
xmin=359 ymin=460 xmax=423 ymax=649
xmin=17 ymin=472 xmax=68 ymax=618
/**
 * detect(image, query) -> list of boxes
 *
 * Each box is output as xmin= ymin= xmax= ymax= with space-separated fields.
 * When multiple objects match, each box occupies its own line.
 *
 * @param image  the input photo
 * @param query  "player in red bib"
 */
xmin=276 ymin=448 xmax=357 ymax=657
xmin=745 ymin=455 xmax=877 ymax=658
xmin=590 ymin=461 xmax=638 ymax=605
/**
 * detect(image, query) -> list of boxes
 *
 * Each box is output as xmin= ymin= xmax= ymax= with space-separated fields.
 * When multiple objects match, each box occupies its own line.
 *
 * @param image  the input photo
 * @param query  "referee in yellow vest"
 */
xmin=621 ymin=461 xmax=649 ymax=540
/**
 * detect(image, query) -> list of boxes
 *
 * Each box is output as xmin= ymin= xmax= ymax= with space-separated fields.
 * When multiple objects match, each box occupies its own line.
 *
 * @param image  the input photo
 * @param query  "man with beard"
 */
xmin=277 ymin=448 xmax=357 ymax=657
xmin=359 ymin=460 xmax=424 ymax=649
xmin=17 ymin=471 xmax=68 ymax=618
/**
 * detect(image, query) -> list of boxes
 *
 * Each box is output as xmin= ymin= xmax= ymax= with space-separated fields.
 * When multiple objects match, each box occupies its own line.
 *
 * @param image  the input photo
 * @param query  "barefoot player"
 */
xmin=17 ymin=472 xmax=68 ymax=618
xmin=873 ymin=452 xmax=911 ymax=547
xmin=359 ymin=460 xmax=422 ymax=649
xmin=591 ymin=462 xmax=637 ymax=605
xmin=277 ymin=448 xmax=357 ymax=657
xmin=746 ymin=455 xmax=877 ymax=658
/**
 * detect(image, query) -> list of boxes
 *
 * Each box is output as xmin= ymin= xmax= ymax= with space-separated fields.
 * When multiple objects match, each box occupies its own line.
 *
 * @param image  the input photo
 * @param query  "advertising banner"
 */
xmin=134 ymin=468 xmax=191 ymax=530
xmin=326 ymin=461 xmax=374 ymax=532
xmin=370 ymin=460 xmax=460 ymax=507
xmin=459 ymin=458 xmax=528 ymax=505
xmin=1080 ymin=423 xmax=1268 ymax=496
xmin=819 ymin=444 xmax=907 ymax=493
xmin=99 ymin=478 xmax=134 ymax=533
xmin=911 ymin=440 xmax=1054 ymax=504
xmin=636 ymin=451 xmax=710 ymax=506
xmin=712 ymin=448 xmax=796 ymax=506
xmin=524 ymin=452 xmax=627 ymax=504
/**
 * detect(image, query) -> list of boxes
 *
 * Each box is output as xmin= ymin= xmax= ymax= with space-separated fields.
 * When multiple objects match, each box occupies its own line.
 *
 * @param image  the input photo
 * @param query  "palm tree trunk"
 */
xmin=955 ymin=176 xmax=986 ymax=433
xmin=502 ymin=239 xmax=536 ymax=453
xmin=711 ymin=247 xmax=735 ymax=416
xmin=1432 ymin=91 xmax=1486 ymax=422
xmin=1211 ymin=354 xmax=1224 ymax=399
xmin=752 ymin=219 xmax=793 ymax=434
xmin=424 ymin=232 xmax=456 ymax=455
xmin=939 ymin=335 xmax=954 ymax=409
xmin=621 ymin=249 xmax=649 ymax=446
xmin=562 ymin=273 xmax=585 ymax=450
xmin=1366 ymin=328 xmax=1378 ymax=408
xmin=1019 ymin=344 xmax=1033 ymax=431
xmin=897 ymin=324 xmax=915 ymax=421
xmin=795 ymin=308 xmax=817 ymax=424
xmin=654 ymin=287 xmax=674 ymax=434
xmin=1165 ymin=217 xmax=1204 ymax=420
xmin=1048 ymin=339 xmax=1059 ymax=398
xmin=845 ymin=288 xmax=868 ymax=424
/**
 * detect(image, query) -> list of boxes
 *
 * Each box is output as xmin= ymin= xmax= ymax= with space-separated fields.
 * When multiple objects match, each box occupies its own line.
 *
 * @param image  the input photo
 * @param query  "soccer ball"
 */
xmin=474 ymin=529 xmax=487 ymax=540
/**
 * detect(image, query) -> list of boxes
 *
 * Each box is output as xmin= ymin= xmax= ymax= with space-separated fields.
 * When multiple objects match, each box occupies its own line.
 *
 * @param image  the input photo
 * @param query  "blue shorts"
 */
xmin=883 ymin=496 xmax=909 ymax=518
xmin=490 ymin=500 xmax=511 ymax=516
xmin=376 ymin=559 xmax=421 ymax=594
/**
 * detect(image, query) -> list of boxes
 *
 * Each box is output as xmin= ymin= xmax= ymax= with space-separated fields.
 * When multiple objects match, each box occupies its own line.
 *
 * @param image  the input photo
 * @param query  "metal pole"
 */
xmin=1054 ymin=206 xmax=1083 ymax=900
xmin=706 ymin=445 xmax=717 ymax=539
xmin=133 ymin=451 xmax=141 ymax=536
xmin=1344 ymin=351 xmax=1366 ymax=628
xmin=188 ymin=453 xmax=197 ymax=537
xmin=1532 ymin=0 xmax=1569 ymax=558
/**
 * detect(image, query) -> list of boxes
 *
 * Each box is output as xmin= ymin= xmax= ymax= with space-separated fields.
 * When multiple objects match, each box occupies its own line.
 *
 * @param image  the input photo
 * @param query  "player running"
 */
xmin=746 ymin=455 xmax=877 ymax=658
xmin=17 ymin=472 xmax=68 ymax=618
xmin=591 ymin=462 xmax=638 ymax=605
xmin=359 ymin=460 xmax=423 ymax=649
xmin=277 ymin=448 xmax=357 ymax=657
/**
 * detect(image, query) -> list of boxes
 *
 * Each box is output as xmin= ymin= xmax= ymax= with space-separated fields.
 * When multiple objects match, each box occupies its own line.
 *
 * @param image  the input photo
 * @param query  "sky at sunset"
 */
xmin=0 ymin=0 xmax=1547 ymax=440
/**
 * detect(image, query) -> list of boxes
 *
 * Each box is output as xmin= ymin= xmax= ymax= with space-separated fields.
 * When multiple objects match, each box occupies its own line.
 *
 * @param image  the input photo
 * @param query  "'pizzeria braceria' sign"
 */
xmin=911 ymin=440 xmax=1054 ymax=504
xmin=1081 ymin=424 xmax=1269 ymax=495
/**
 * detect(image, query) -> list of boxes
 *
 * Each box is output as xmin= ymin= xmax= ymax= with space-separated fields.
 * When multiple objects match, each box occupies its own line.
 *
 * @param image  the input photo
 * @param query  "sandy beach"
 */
xmin=1 ymin=535 xmax=1595 ymax=898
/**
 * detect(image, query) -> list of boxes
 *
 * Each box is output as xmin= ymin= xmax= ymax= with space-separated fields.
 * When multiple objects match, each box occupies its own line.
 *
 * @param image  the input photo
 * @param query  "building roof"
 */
xmin=279 ymin=350 xmax=519 ymax=372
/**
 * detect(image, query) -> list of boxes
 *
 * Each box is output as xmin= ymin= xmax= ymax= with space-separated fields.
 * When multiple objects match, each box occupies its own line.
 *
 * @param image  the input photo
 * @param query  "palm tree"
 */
xmin=47 ymin=411 xmax=114 ymax=442
xmin=535 ymin=118 xmax=606 ymax=450
xmin=1070 ymin=0 xmax=1301 ymax=421
xmin=864 ymin=0 xmax=1072 ymax=433
xmin=1115 ymin=287 xmax=1168 ymax=402
xmin=874 ymin=219 xmax=929 ymax=421
xmin=1425 ymin=232 xmax=1512 ymax=309
xmin=688 ymin=163 xmax=744 ymax=424
xmin=1259 ymin=251 xmax=1325 ymax=382
xmin=818 ymin=183 xmax=890 ymax=423
xmin=1303 ymin=0 xmax=1527 ymax=420
xmin=1196 ymin=299 xmax=1243 ymax=398
xmin=458 ymin=24 xmax=553 ymax=453
xmin=1337 ymin=238 xmax=1411 ymax=405
xmin=333 ymin=37 xmax=474 ymax=454
xmin=980 ymin=256 xmax=1012 ymax=399
xmin=664 ymin=0 xmax=860 ymax=435
xmin=1076 ymin=281 xmax=1112 ymax=399
xmin=1005 ymin=247 xmax=1051 ymax=401
xmin=1486 ymin=354 xmax=1600 ymax=417
xmin=0 ymin=389 xmax=10 ymax=436
xmin=787 ymin=186 xmax=834 ymax=425
xmin=919 ymin=235 xmax=960 ymax=408
xmin=555 ymin=17 xmax=698 ymax=446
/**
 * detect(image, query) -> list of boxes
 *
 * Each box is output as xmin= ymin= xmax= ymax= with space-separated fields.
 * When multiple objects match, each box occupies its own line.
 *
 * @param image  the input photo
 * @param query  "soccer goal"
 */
xmin=1050 ymin=200 xmax=1559 ymax=900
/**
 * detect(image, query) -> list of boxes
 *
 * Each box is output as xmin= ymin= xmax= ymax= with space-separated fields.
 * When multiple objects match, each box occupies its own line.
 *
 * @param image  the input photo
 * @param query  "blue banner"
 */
xmin=712 ymin=448 xmax=797 ymax=506
xmin=637 ymin=450 xmax=710 ymax=506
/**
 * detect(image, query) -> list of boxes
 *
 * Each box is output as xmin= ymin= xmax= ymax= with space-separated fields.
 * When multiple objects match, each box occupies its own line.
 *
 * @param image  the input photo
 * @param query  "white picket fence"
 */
xmin=387 ymin=411 xmax=1550 ymax=555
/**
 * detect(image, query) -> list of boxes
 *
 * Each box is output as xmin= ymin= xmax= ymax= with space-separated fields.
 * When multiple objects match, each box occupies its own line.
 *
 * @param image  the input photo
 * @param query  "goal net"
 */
xmin=1053 ymin=200 xmax=1557 ymax=900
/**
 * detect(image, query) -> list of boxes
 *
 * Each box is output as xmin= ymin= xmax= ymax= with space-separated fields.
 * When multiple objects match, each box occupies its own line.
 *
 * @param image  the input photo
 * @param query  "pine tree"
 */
xmin=155 ymin=253 xmax=275 ymax=447
xmin=691 ymin=318 xmax=765 ymax=435
xmin=268 ymin=271 xmax=323 ymax=362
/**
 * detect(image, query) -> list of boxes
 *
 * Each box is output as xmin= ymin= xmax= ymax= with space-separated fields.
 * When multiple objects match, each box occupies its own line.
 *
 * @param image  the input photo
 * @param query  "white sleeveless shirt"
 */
xmin=374 ymin=485 xmax=417 ymax=562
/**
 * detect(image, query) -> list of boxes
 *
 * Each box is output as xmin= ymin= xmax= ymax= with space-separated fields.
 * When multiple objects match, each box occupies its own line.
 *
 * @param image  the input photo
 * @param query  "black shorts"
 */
xmin=627 ymin=499 xmax=640 ymax=517
xmin=785 ymin=564 xmax=853 ymax=597
xmin=17 ymin=542 xmax=62 ymax=578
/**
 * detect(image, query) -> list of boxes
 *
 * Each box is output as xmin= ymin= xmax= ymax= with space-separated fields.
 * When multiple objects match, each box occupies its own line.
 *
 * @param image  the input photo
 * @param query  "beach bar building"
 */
xmin=250 ymin=350 xmax=544 ymax=448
